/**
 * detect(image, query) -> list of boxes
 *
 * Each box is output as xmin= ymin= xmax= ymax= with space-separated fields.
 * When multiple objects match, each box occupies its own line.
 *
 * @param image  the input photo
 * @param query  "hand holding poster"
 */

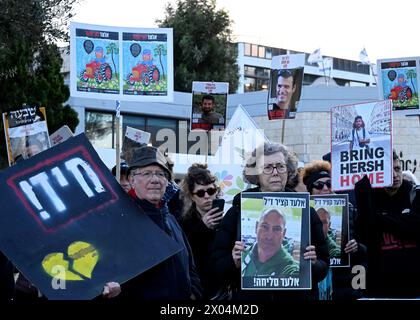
xmin=331 ymin=100 xmax=393 ymax=191
xmin=310 ymin=194 xmax=349 ymax=267
xmin=2 ymin=105 xmax=51 ymax=166
xmin=268 ymin=54 xmax=304 ymax=120
xmin=241 ymin=192 xmax=311 ymax=290
xmin=191 ymin=81 xmax=228 ymax=131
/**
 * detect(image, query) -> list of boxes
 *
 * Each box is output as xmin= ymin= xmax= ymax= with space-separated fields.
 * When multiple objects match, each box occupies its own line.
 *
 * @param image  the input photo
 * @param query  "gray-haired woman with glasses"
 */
xmin=209 ymin=142 xmax=329 ymax=301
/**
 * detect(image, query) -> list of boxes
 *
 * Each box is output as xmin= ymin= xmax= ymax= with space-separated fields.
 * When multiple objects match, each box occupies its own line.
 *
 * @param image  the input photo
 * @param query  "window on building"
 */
xmin=244 ymin=65 xmax=270 ymax=92
xmin=265 ymin=47 xmax=272 ymax=59
xmin=244 ymin=77 xmax=256 ymax=92
xmin=85 ymin=111 xmax=115 ymax=149
xmin=258 ymin=46 xmax=265 ymax=58
xmin=244 ymin=65 xmax=257 ymax=77
xmin=251 ymin=44 xmax=258 ymax=57
xmin=244 ymin=43 xmax=251 ymax=56
xmin=122 ymin=114 xmax=146 ymax=137
xmin=146 ymin=118 xmax=178 ymax=151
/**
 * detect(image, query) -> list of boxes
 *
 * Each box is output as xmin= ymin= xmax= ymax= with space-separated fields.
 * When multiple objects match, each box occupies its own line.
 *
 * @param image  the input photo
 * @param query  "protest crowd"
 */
xmin=1 ymin=131 xmax=420 ymax=301
xmin=1 ymin=21 xmax=420 ymax=303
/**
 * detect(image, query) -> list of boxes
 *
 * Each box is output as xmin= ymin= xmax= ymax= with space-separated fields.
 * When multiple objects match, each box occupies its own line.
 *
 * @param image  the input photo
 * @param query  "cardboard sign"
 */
xmin=310 ymin=194 xmax=350 ymax=267
xmin=50 ymin=125 xmax=74 ymax=147
xmin=0 ymin=134 xmax=181 ymax=299
xmin=2 ymin=106 xmax=51 ymax=166
xmin=331 ymin=100 xmax=393 ymax=191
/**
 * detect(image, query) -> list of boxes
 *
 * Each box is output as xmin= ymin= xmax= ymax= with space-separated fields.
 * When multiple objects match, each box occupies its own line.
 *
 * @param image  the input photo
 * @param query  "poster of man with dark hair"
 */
xmin=191 ymin=81 xmax=228 ymax=131
xmin=268 ymin=54 xmax=304 ymax=120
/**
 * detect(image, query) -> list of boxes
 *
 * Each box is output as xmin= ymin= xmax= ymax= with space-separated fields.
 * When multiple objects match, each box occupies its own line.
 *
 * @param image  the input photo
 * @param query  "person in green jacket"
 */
xmin=242 ymin=208 xmax=299 ymax=277
xmin=316 ymin=207 xmax=341 ymax=258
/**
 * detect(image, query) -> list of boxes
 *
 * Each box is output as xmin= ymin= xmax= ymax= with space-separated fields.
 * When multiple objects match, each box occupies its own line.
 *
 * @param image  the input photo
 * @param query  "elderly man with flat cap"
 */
xmin=105 ymin=146 xmax=202 ymax=300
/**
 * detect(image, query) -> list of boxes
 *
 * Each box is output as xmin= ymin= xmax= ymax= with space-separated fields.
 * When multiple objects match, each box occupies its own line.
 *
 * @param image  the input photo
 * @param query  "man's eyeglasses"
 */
xmin=132 ymin=170 xmax=167 ymax=180
xmin=312 ymin=180 xmax=332 ymax=190
xmin=262 ymin=163 xmax=287 ymax=175
xmin=193 ymin=187 xmax=217 ymax=198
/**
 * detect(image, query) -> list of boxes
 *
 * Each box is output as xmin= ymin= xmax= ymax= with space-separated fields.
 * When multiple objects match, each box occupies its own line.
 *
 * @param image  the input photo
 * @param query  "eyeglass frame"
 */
xmin=131 ymin=170 xmax=168 ymax=180
xmin=262 ymin=163 xmax=288 ymax=175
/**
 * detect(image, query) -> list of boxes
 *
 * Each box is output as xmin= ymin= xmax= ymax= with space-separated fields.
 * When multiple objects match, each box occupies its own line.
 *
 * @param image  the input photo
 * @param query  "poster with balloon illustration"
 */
xmin=377 ymin=56 xmax=420 ymax=114
xmin=70 ymin=22 xmax=174 ymax=102
xmin=0 ymin=134 xmax=181 ymax=299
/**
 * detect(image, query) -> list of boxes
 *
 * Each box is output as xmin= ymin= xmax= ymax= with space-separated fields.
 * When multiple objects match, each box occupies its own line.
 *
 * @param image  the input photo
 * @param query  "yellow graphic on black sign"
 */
xmin=42 ymin=241 xmax=99 ymax=281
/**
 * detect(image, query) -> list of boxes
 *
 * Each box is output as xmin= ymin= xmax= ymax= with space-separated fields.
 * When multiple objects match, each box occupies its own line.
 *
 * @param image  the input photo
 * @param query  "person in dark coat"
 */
xmin=209 ymin=142 xmax=329 ymax=300
xmin=302 ymin=160 xmax=366 ymax=300
xmin=0 ymin=252 xmax=15 ymax=301
xmin=179 ymin=163 xmax=224 ymax=298
xmin=106 ymin=146 xmax=202 ymax=300
xmin=354 ymin=150 xmax=420 ymax=298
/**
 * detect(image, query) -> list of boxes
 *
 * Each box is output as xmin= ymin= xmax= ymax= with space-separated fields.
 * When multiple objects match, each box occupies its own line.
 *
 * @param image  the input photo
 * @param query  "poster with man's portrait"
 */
xmin=191 ymin=81 xmax=228 ymax=131
xmin=2 ymin=106 xmax=51 ymax=166
xmin=241 ymin=192 xmax=311 ymax=290
xmin=310 ymin=194 xmax=349 ymax=267
xmin=331 ymin=100 xmax=393 ymax=191
xmin=268 ymin=54 xmax=304 ymax=120
xmin=377 ymin=57 xmax=420 ymax=113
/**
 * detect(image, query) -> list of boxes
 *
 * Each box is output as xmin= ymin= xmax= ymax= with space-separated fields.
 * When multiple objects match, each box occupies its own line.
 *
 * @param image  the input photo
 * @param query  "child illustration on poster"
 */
xmin=378 ymin=57 xmax=420 ymax=111
xmin=123 ymin=32 xmax=168 ymax=96
xmin=75 ymin=28 xmax=119 ymax=94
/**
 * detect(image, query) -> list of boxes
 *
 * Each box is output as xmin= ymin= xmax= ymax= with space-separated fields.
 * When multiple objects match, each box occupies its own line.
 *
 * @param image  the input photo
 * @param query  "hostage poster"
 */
xmin=0 ymin=134 xmax=181 ymax=299
xmin=70 ymin=22 xmax=174 ymax=102
xmin=191 ymin=81 xmax=228 ymax=131
xmin=377 ymin=57 xmax=420 ymax=112
xmin=331 ymin=100 xmax=393 ymax=191
xmin=241 ymin=192 xmax=311 ymax=290
xmin=267 ymin=54 xmax=304 ymax=120
xmin=310 ymin=194 xmax=349 ymax=267
xmin=2 ymin=106 xmax=51 ymax=166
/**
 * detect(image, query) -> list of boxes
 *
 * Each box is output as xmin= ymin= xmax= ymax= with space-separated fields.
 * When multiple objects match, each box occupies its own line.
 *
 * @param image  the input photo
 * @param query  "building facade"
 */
xmin=60 ymin=46 xmax=420 ymax=179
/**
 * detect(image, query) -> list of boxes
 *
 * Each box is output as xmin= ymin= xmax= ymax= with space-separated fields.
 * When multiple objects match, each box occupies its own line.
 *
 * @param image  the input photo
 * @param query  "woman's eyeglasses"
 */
xmin=312 ymin=180 xmax=332 ymax=190
xmin=193 ymin=187 xmax=217 ymax=198
xmin=262 ymin=163 xmax=287 ymax=175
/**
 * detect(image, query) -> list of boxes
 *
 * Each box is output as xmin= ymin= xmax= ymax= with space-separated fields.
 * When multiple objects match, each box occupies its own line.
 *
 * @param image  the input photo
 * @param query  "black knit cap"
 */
xmin=303 ymin=170 xmax=330 ymax=192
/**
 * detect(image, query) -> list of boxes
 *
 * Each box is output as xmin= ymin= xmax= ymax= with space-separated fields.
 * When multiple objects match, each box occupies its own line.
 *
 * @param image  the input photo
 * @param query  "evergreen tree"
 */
xmin=157 ymin=0 xmax=239 ymax=93
xmin=0 ymin=0 xmax=79 ymax=168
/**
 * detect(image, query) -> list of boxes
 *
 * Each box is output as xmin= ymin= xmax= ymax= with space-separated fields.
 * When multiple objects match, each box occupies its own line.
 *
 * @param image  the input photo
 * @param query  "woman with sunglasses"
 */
xmin=180 ymin=163 xmax=224 ymax=298
xmin=302 ymin=160 xmax=366 ymax=300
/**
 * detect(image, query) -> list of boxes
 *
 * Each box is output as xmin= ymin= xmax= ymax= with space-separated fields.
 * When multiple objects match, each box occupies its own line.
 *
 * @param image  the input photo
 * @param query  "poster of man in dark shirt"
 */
xmin=191 ymin=81 xmax=228 ymax=131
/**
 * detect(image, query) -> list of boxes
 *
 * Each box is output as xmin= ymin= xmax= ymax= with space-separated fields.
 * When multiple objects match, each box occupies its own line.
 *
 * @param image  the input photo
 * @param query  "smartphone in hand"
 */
xmin=211 ymin=198 xmax=225 ymax=212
